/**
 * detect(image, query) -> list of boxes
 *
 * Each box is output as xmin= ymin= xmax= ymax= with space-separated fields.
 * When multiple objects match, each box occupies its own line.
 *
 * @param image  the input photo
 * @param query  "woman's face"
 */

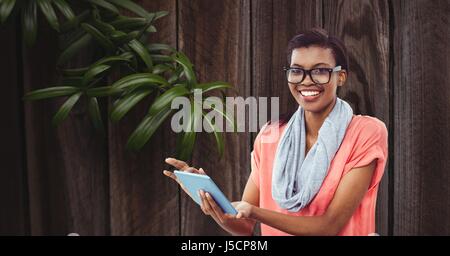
xmin=288 ymin=46 xmax=346 ymax=114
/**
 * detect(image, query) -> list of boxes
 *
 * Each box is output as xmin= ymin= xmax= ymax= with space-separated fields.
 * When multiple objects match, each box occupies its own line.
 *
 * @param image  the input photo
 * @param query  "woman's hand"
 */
xmin=232 ymin=201 xmax=254 ymax=219
xmin=199 ymin=190 xmax=236 ymax=224
xmin=163 ymin=157 xmax=206 ymax=200
xmin=199 ymin=191 xmax=254 ymax=222
xmin=163 ymin=157 xmax=256 ymax=236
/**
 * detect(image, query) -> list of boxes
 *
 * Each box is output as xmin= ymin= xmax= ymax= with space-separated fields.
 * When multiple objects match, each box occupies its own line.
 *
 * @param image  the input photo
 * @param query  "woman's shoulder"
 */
xmin=255 ymin=121 xmax=288 ymax=144
xmin=347 ymin=115 xmax=388 ymax=145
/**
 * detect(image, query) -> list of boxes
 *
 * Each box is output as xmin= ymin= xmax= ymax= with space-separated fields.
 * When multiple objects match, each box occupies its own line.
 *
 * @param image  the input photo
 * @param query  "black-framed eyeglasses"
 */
xmin=283 ymin=66 xmax=342 ymax=85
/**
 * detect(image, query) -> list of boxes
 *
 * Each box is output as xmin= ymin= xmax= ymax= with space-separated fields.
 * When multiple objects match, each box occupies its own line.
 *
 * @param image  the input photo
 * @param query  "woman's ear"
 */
xmin=338 ymin=70 xmax=347 ymax=86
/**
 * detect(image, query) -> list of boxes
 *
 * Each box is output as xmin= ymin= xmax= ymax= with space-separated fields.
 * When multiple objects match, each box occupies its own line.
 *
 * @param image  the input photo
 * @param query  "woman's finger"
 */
xmin=163 ymin=170 xmax=177 ymax=181
xmin=165 ymin=157 xmax=190 ymax=171
xmin=201 ymin=190 xmax=217 ymax=219
xmin=163 ymin=170 xmax=184 ymax=188
xmin=200 ymin=199 xmax=207 ymax=214
xmin=223 ymin=213 xmax=237 ymax=221
xmin=163 ymin=170 xmax=193 ymax=198
xmin=205 ymin=193 xmax=225 ymax=223
xmin=184 ymin=167 xmax=200 ymax=173
xmin=199 ymin=190 xmax=210 ymax=215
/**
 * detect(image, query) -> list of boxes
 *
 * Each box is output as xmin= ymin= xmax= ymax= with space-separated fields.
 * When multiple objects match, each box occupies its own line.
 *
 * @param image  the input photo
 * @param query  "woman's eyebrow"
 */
xmin=312 ymin=63 xmax=332 ymax=68
xmin=290 ymin=63 xmax=332 ymax=68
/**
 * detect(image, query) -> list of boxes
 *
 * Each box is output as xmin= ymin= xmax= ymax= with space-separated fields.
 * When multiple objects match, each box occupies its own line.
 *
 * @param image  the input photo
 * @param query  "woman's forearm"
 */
xmin=250 ymin=206 xmax=336 ymax=236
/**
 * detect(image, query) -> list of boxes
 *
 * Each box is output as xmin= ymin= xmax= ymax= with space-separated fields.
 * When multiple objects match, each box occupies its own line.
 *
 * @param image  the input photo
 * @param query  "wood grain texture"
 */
xmin=392 ymin=0 xmax=450 ymax=235
xmin=252 ymin=0 xmax=323 ymax=122
xmin=323 ymin=0 xmax=390 ymax=235
xmin=109 ymin=0 xmax=179 ymax=235
xmin=23 ymin=23 xmax=108 ymax=235
xmin=0 ymin=19 xmax=29 ymax=235
xmin=178 ymin=0 xmax=252 ymax=235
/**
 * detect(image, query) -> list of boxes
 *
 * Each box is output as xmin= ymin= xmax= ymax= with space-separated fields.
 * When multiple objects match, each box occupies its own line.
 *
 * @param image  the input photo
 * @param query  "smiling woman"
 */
xmin=164 ymin=28 xmax=388 ymax=236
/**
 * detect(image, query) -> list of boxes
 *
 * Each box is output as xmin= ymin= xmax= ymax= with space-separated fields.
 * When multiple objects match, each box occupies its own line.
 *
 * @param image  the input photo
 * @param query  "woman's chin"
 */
xmin=300 ymin=98 xmax=338 ymax=115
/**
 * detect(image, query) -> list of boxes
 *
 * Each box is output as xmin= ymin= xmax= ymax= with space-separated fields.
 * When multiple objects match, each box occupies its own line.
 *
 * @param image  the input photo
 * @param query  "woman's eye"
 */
xmin=312 ymin=68 xmax=328 ymax=75
xmin=291 ymin=69 xmax=304 ymax=75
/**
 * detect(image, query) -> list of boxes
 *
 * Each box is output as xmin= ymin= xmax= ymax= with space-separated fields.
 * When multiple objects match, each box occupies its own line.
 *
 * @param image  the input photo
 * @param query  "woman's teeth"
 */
xmin=300 ymin=91 xmax=321 ymax=96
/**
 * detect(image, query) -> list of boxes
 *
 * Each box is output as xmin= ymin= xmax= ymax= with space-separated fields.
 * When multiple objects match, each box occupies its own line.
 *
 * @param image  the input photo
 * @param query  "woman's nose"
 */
xmin=301 ymin=74 xmax=315 ymax=85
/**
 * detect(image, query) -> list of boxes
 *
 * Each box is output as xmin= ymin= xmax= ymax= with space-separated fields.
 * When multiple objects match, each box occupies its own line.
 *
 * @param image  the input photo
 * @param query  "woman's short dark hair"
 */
xmin=286 ymin=28 xmax=349 ymax=70
xmin=276 ymin=28 xmax=349 ymax=126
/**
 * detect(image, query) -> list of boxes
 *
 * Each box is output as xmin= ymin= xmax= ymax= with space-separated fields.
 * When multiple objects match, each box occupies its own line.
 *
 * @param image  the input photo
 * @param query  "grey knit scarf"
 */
xmin=272 ymin=98 xmax=353 ymax=212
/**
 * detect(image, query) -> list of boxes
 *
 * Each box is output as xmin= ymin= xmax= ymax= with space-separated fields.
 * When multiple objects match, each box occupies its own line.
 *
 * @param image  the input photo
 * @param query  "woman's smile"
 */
xmin=298 ymin=88 xmax=324 ymax=102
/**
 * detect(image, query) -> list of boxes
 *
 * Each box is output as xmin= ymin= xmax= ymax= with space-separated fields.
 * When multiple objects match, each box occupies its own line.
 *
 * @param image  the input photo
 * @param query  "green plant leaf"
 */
xmin=150 ymin=54 xmax=172 ymax=63
xmin=107 ymin=0 xmax=151 ymax=18
xmin=154 ymin=11 xmax=168 ymax=21
xmin=37 ymin=0 xmax=59 ymax=31
xmin=147 ymin=43 xmax=176 ymax=53
xmin=148 ymin=85 xmax=189 ymax=116
xmin=126 ymin=107 xmax=173 ymax=151
xmin=110 ymin=16 xmax=145 ymax=30
xmin=128 ymin=39 xmax=152 ymax=71
xmin=82 ymin=64 xmax=111 ymax=86
xmin=119 ymin=51 xmax=134 ymax=60
xmin=86 ymin=0 xmax=119 ymax=14
xmin=58 ymin=33 xmax=92 ymax=65
xmin=86 ymin=86 xmax=123 ymax=97
xmin=111 ymin=30 xmax=139 ymax=45
xmin=91 ymin=17 xmax=116 ymax=34
xmin=22 ymin=0 xmax=37 ymax=46
xmin=111 ymin=73 xmax=168 ymax=90
xmin=202 ymin=111 xmax=224 ymax=158
xmin=62 ymin=57 xmax=122 ymax=83
xmin=62 ymin=68 xmax=89 ymax=77
xmin=52 ymin=92 xmax=82 ymax=126
xmin=91 ymin=54 xmax=131 ymax=67
xmin=176 ymin=102 xmax=199 ymax=160
xmin=194 ymin=81 xmax=233 ymax=94
xmin=88 ymin=97 xmax=105 ymax=133
xmin=172 ymin=52 xmax=197 ymax=89
xmin=0 ymin=0 xmax=16 ymax=23
xmin=81 ymin=22 xmax=115 ymax=52
xmin=152 ymin=64 xmax=172 ymax=75
xmin=204 ymin=98 xmax=236 ymax=132
xmin=60 ymin=9 xmax=90 ymax=32
xmin=167 ymin=65 xmax=183 ymax=84
xmin=53 ymin=0 xmax=75 ymax=20
xmin=23 ymin=86 xmax=80 ymax=100
xmin=110 ymin=88 xmax=152 ymax=122
xmin=147 ymin=25 xmax=156 ymax=33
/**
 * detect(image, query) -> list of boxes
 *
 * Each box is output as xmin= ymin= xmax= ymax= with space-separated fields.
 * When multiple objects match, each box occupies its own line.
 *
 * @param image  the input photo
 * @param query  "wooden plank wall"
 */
xmin=0 ymin=0 xmax=448 ymax=235
xmin=109 ymin=0 xmax=179 ymax=236
xmin=0 ymin=17 xmax=29 ymax=235
xmin=178 ymin=0 xmax=252 ymax=235
xmin=323 ymin=0 xmax=390 ymax=236
xmin=22 ymin=21 xmax=109 ymax=235
xmin=392 ymin=0 xmax=450 ymax=235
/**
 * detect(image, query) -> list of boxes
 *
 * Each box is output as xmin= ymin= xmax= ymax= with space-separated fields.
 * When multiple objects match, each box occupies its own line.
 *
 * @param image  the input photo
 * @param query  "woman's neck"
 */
xmin=304 ymin=97 xmax=337 ymax=138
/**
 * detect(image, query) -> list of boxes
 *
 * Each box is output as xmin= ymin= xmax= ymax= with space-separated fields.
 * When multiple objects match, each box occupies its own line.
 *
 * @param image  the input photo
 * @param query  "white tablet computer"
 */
xmin=174 ymin=170 xmax=238 ymax=215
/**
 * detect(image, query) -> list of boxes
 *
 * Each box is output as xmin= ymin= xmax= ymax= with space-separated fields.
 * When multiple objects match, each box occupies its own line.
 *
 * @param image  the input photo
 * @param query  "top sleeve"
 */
xmin=343 ymin=119 xmax=389 ymax=190
xmin=250 ymin=125 xmax=265 ymax=189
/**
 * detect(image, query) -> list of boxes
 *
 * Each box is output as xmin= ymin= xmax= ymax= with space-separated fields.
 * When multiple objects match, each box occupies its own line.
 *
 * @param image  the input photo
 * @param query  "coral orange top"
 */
xmin=250 ymin=115 xmax=388 ymax=236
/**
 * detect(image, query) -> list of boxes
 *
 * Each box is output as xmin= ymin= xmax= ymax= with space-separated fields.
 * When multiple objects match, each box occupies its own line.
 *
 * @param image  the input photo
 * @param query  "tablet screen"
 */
xmin=174 ymin=171 xmax=238 ymax=215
